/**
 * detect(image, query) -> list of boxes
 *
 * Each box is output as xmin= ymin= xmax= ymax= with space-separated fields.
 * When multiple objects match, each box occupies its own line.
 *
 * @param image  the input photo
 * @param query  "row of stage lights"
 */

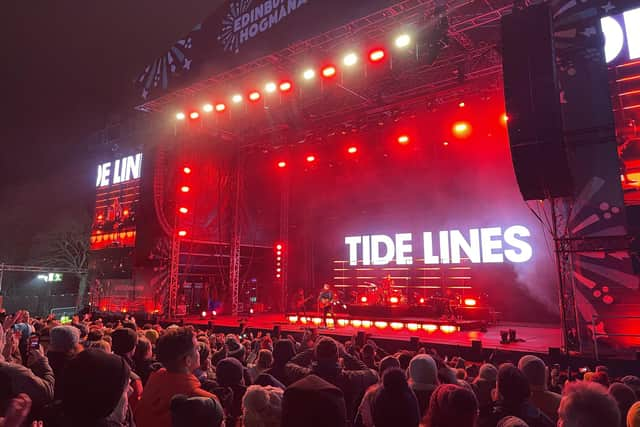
xmin=177 ymin=166 xmax=193 ymax=238
xmin=287 ymin=315 xmax=460 ymax=334
xmin=175 ymin=33 xmax=416 ymax=121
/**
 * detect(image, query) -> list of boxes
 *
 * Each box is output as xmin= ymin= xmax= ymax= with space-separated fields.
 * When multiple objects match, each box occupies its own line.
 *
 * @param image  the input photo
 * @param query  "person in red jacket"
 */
xmin=135 ymin=327 xmax=219 ymax=427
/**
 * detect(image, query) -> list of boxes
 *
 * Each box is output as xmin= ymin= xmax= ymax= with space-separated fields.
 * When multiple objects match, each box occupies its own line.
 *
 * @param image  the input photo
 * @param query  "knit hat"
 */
xmin=216 ymin=357 xmax=244 ymax=387
xmin=111 ymin=328 xmax=138 ymax=355
xmin=425 ymin=383 xmax=479 ymax=427
xmin=609 ymin=382 xmax=636 ymax=423
xmin=497 ymin=364 xmax=530 ymax=405
xmin=477 ymin=363 xmax=498 ymax=383
xmin=62 ymin=349 xmax=130 ymax=424
xmin=496 ymin=416 xmax=530 ymax=427
xmin=518 ymin=355 xmax=547 ymax=391
xmin=225 ymin=334 xmax=246 ymax=362
xmin=144 ymin=328 xmax=159 ymax=345
xmin=273 ymin=339 xmax=296 ymax=366
xmin=282 ymin=374 xmax=347 ymax=427
xmin=170 ymin=394 xmax=224 ymax=427
xmin=379 ymin=355 xmax=400 ymax=376
xmin=49 ymin=325 xmax=80 ymax=353
xmin=627 ymin=401 xmax=640 ymax=427
xmin=242 ymin=385 xmax=283 ymax=427
xmin=408 ymin=354 xmax=439 ymax=391
xmin=373 ymin=368 xmax=421 ymax=427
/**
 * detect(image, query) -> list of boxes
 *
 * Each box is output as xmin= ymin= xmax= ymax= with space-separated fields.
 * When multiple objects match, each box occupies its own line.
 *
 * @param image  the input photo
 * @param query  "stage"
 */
xmin=182 ymin=313 xmax=561 ymax=356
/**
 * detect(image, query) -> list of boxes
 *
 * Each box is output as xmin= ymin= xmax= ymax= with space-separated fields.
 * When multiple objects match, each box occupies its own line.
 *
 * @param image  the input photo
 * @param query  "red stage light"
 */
xmin=279 ymin=81 xmax=293 ymax=92
xmin=452 ymin=121 xmax=471 ymax=138
xmin=215 ymin=103 xmax=226 ymax=112
xmin=443 ymin=141 xmax=449 ymax=146
xmin=347 ymin=146 xmax=358 ymax=154
xmin=180 ymin=186 xmax=190 ymax=193
xmin=419 ymin=297 xmax=425 ymax=304
xmin=183 ymin=167 xmax=191 ymax=174
xmin=321 ymin=66 xmax=337 ymax=78
xmin=176 ymin=112 xmax=186 ymax=120
xmin=276 ymin=244 xmax=283 ymax=251
xmin=178 ymin=230 xmax=188 ymax=237
xmin=189 ymin=112 xmax=200 ymax=120
xmin=277 ymin=161 xmax=287 ymax=168
xmin=389 ymin=296 xmax=399 ymax=304
xmin=369 ymin=49 xmax=386 ymax=62
xmin=123 ymin=209 xmax=129 ymax=217
xmin=306 ymin=155 xmax=316 ymax=163
xmin=360 ymin=296 xmax=368 ymax=303
xmin=458 ymin=101 xmax=465 ymax=108
xmin=501 ymin=113 xmax=509 ymax=124
xmin=397 ymin=135 xmax=410 ymax=145
xmin=179 ymin=207 xmax=189 ymax=214
xmin=249 ymin=91 xmax=261 ymax=102
xmin=97 ymin=214 xmax=104 ymax=220
xmin=464 ymin=298 xmax=477 ymax=307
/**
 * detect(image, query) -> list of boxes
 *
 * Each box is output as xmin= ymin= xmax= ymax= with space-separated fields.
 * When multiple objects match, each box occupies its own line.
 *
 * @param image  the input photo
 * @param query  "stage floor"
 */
xmin=183 ymin=313 xmax=561 ymax=355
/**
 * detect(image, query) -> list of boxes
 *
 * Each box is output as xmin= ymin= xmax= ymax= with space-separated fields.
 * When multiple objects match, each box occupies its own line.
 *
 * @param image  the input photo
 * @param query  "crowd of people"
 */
xmin=1 ymin=308 xmax=640 ymax=427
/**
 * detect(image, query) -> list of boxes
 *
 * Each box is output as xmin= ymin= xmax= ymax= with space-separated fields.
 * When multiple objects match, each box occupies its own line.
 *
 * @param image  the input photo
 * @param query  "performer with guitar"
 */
xmin=293 ymin=288 xmax=313 ymax=318
xmin=318 ymin=283 xmax=334 ymax=327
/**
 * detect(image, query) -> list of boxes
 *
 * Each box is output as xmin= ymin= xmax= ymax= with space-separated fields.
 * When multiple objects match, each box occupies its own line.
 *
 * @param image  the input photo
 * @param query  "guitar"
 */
xmin=294 ymin=295 xmax=314 ymax=307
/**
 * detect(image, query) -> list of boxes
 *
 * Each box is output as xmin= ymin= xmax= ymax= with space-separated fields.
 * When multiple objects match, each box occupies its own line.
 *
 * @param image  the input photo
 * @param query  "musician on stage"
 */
xmin=318 ymin=283 xmax=334 ymax=327
xmin=293 ymin=288 xmax=308 ymax=318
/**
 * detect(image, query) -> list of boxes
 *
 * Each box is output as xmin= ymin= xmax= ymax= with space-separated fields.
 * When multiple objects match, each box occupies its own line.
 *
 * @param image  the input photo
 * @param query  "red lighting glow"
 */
xmin=123 ymin=209 xmax=129 ymax=217
xmin=178 ymin=230 xmax=187 ymax=237
xmin=458 ymin=102 xmax=465 ymax=108
xmin=277 ymin=161 xmax=287 ymax=168
xmin=501 ymin=113 xmax=509 ymax=124
xmin=397 ymin=135 xmax=410 ymax=145
xmin=452 ymin=121 xmax=472 ymax=138
xmin=183 ymin=167 xmax=192 ymax=174
xmin=389 ymin=296 xmax=399 ymax=304
xmin=180 ymin=186 xmax=190 ymax=193
xmin=347 ymin=146 xmax=358 ymax=154
xmin=249 ymin=91 xmax=261 ymax=102
xmin=369 ymin=49 xmax=386 ymax=62
xmin=179 ymin=207 xmax=189 ymax=214
xmin=306 ymin=155 xmax=316 ymax=163
xmin=360 ymin=296 xmax=368 ymax=303
xmin=215 ymin=103 xmax=226 ymax=112
xmin=189 ymin=112 xmax=200 ymax=120
xmin=443 ymin=141 xmax=449 ymax=147
xmin=279 ymin=81 xmax=293 ymax=92
xmin=464 ymin=298 xmax=477 ymax=307
xmin=321 ymin=66 xmax=337 ymax=78
xmin=97 ymin=214 xmax=104 ymax=220
xmin=276 ymin=244 xmax=283 ymax=251
xmin=419 ymin=297 xmax=425 ymax=304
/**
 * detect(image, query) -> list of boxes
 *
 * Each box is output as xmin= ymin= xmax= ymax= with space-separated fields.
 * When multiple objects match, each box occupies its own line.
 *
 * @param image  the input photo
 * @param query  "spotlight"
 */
xmin=176 ymin=112 xmax=186 ymax=120
xmin=303 ymin=69 xmax=316 ymax=80
xmin=180 ymin=186 xmax=190 ymax=193
xmin=343 ymin=53 xmax=358 ymax=66
xmin=276 ymin=244 xmax=283 ymax=251
xmin=464 ymin=298 xmax=477 ymax=307
xmin=452 ymin=121 xmax=471 ymax=138
xmin=501 ymin=113 xmax=509 ymax=124
xmin=321 ymin=66 xmax=337 ymax=78
xmin=183 ymin=167 xmax=191 ymax=174
xmin=179 ymin=207 xmax=189 ymax=214
xmin=248 ymin=91 xmax=261 ymax=102
xmin=215 ymin=103 xmax=227 ymax=112
xmin=203 ymin=103 xmax=214 ymax=113
xmin=212 ymin=310 xmax=217 ymax=316
xmin=389 ymin=296 xmax=399 ymax=304
xmin=443 ymin=141 xmax=449 ymax=146
xmin=265 ymin=82 xmax=277 ymax=93
xmin=178 ymin=230 xmax=188 ymax=237
xmin=458 ymin=102 xmax=465 ymax=108
xmin=232 ymin=94 xmax=243 ymax=103
xmin=201 ymin=311 xmax=207 ymax=318
xmin=419 ymin=297 xmax=425 ymax=304
xmin=277 ymin=161 xmax=287 ymax=168
xmin=306 ymin=155 xmax=316 ymax=163
xmin=347 ymin=146 xmax=358 ymax=154
xmin=360 ymin=296 xmax=368 ymax=303
xmin=397 ymin=134 xmax=410 ymax=145
xmin=189 ymin=111 xmax=200 ymax=120
xmin=395 ymin=34 xmax=412 ymax=48
xmin=369 ymin=49 xmax=386 ymax=63
xmin=279 ymin=81 xmax=293 ymax=92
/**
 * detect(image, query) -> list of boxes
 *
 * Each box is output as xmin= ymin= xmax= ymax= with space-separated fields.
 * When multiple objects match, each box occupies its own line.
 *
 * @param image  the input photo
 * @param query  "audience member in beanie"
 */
xmin=558 ymin=381 xmax=620 ymax=427
xmin=133 ymin=336 xmax=161 ymax=386
xmin=627 ymin=401 xmax=640 ymax=427
xmin=423 ymin=384 xmax=479 ymax=427
xmin=408 ymin=354 xmax=440 ymax=417
xmin=264 ymin=339 xmax=296 ymax=386
xmin=480 ymin=364 xmax=553 ymax=427
xmin=46 ymin=325 xmax=80 ymax=400
xmin=282 ymin=374 xmax=347 ymax=427
xmin=472 ymin=363 xmax=498 ymax=419
xmin=518 ymin=355 xmax=561 ymax=422
xmin=111 ymin=328 xmax=143 ymax=411
xmin=170 ymin=394 xmax=224 ymax=427
xmin=356 ymin=355 xmax=400 ymax=427
xmin=242 ymin=385 xmax=283 ymax=427
xmin=59 ymin=348 xmax=133 ymax=427
xmin=215 ymin=357 xmax=247 ymax=425
xmin=608 ymin=383 xmax=637 ymax=427
xmin=372 ymin=368 xmax=421 ymax=427
xmin=497 ymin=416 xmax=530 ymax=427
xmin=286 ymin=336 xmax=377 ymax=422
xmin=135 ymin=327 xmax=217 ymax=427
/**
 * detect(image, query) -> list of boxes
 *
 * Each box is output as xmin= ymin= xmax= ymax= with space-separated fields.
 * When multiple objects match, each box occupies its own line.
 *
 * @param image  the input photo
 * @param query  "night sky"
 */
xmin=0 ymin=1 xmax=223 ymax=263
